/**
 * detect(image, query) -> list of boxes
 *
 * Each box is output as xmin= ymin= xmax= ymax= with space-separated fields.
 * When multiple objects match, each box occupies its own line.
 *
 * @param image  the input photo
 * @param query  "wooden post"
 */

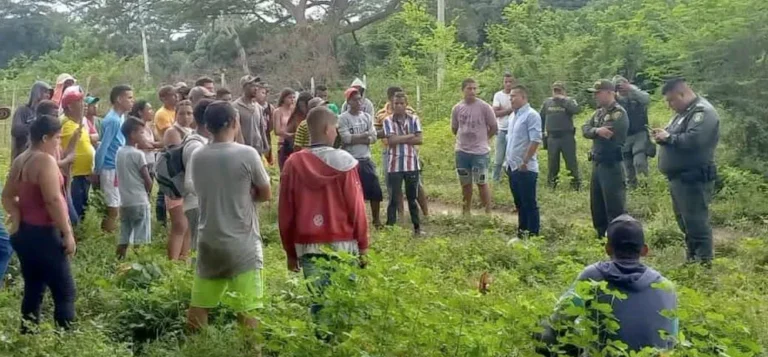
xmin=437 ymin=0 xmax=445 ymax=90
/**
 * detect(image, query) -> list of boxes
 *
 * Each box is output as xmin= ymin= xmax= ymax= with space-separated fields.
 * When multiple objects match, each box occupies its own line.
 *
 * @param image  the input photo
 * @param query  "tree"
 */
xmin=0 ymin=0 xmax=76 ymax=68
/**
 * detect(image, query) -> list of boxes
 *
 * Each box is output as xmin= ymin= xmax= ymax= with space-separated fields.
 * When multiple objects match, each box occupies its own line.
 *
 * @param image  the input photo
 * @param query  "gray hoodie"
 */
xmin=543 ymin=260 xmax=678 ymax=352
xmin=12 ymin=81 xmax=52 ymax=159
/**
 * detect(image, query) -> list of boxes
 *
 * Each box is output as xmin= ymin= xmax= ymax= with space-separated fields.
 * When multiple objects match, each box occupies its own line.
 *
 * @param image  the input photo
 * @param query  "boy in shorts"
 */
xmin=338 ymin=88 xmax=383 ymax=227
xmin=115 ymin=117 xmax=153 ymax=259
xmin=187 ymin=101 xmax=271 ymax=330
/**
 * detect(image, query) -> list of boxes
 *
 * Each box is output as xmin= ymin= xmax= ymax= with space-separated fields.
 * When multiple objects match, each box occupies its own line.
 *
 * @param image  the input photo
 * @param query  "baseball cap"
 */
xmin=239 ymin=75 xmax=261 ymax=88
xmin=61 ymin=87 xmax=85 ymax=108
xmin=606 ymin=214 xmax=645 ymax=255
xmin=188 ymin=86 xmax=215 ymax=103
xmin=587 ymin=79 xmax=616 ymax=93
xmin=345 ymin=87 xmax=361 ymax=100
xmin=552 ymin=81 xmax=566 ymax=90
xmin=85 ymin=95 xmax=100 ymax=105
xmin=174 ymin=82 xmax=188 ymax=89
xmin=308 ymin=97 xmax=328 ymax=109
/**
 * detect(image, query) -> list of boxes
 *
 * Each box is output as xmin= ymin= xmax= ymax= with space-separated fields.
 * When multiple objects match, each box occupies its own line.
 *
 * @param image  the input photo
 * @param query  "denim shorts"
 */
xmin=119 ymin=205 xmax=151 ymax=245
xmin=455 ymin=151 xmax=490 ymax=185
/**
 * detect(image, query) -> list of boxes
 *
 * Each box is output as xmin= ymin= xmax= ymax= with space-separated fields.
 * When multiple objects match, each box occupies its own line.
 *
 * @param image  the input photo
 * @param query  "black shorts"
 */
xmin=357 ymin=158 xmax=383 ymax=202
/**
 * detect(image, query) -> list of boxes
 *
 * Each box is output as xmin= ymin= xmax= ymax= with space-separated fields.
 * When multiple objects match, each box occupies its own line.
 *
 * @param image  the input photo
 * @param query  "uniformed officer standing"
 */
xmin=540 ymin=81 xmax=582 ymax=189
xmin=583 ymin=80 xmax=629 ymax=238
xmin=652 ymin=78 xmax=719 ymax=264
xmin=613 ymin=76 xmax=652 ymax=188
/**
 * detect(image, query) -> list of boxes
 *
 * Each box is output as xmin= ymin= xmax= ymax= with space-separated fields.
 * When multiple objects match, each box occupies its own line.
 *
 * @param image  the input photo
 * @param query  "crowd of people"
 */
xmin=0 ymin=71 xmax=720 ymax=354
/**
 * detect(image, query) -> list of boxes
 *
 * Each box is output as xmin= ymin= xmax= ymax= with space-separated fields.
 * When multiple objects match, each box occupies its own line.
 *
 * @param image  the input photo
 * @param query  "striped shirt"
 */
xmin=382 ymin=114 xmax=422 ymax=173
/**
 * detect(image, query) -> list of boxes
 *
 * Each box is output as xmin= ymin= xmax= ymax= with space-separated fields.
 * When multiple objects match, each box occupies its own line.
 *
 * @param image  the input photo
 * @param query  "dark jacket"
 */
xmin=543 ymin=260 xmax=678 ymax=352
xmin=658 ymin=96 xmax=720 ymax=178
xmin=12 ymin=81 xmax=52 ymax=159
xmin=582 ymin=102 xmax=629 ymax=163
xmin=540 ymin=97 xmax=581 ymax=135
xmin=617 ymin=86 xmax=650 ymax=135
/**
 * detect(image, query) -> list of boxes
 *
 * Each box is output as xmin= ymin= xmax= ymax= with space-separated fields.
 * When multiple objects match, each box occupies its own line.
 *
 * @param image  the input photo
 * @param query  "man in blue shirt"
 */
xmin=505 ymin=85 xmax=542 ymax=237
xmin=93 ymin=85 xmax=134 ymax=232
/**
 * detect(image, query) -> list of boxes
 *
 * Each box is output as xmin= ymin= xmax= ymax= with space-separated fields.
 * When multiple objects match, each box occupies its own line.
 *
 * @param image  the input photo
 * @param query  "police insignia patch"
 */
xmin=611 ymin=111 xmax=622 ymax=120
xmin=693 ymin=112 xmax=704 ymax=123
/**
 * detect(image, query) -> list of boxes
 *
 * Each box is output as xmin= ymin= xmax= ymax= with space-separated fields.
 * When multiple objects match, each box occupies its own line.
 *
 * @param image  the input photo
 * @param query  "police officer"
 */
xmin=583 ymin=80 xmax=629 ymax=238
xmin=652 ymin=78 xmax=719 ymax=264
xmin=540 ymin=81 xmax=581 ymax=189
xmin=613 ymin=76 xmax=652 ymax=188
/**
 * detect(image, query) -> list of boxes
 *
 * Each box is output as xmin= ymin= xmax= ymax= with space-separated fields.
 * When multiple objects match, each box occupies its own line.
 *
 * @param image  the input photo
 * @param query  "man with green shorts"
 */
xmin=187 ymin=101 xmax=272 ymax=330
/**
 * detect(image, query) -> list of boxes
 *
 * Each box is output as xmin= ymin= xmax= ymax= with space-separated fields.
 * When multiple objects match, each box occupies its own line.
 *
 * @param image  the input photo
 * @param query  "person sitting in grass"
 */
xmin=187 ymin=101 xmax=271 ymax=331
xmin=278 ymin=105 xmax=369 ymax=321
xmin=538 ymin=214 xmax=678 ymax=355
xmin=115 ymin=117 xmax=153 ymax=259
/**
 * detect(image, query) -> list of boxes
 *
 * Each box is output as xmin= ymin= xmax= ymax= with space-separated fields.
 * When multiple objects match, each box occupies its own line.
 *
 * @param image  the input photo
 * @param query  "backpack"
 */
xmin=155 ymin=132 xmax=204 ymax=199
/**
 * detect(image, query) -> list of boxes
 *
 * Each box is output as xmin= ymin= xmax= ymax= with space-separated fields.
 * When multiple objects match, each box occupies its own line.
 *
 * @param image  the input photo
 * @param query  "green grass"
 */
xmin=0 ymin=103 xmax=767 ymax=356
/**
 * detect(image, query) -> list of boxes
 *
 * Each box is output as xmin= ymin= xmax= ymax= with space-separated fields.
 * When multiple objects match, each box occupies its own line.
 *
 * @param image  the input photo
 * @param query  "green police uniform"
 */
xmin=658 ymin=96 xmax=719 ymax=263
xmin=541 ymin=88 xmax=582 ymax=189
xmin=583 ymin=81 xmax=629 ymax=238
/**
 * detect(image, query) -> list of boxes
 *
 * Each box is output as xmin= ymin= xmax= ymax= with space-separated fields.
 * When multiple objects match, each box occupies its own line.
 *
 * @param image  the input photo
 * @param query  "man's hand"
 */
xmin=90 ymin=173 xmax=100 ymax=189
xmin=618 ymin=82 xmax=632 ymax=92
xmin=287 ymin=257 xmax=300 ymax=272
xmin=63 ymin=232 xmax=77 ymax=258
xmin=8 ymin=213 xmax=20 ymax=235
xmin=653 ymin=129 xmax=670 ymax=143
xmin=596 ymin=127 xmax=614 ymax=139
xmin=359 ymin=253 xmax=369 ymax=269
xmin=519 ymin=162 xmax=529 ymax=172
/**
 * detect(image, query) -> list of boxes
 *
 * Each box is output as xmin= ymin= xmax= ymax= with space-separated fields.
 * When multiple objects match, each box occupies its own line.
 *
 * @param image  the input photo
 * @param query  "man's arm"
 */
xmin=582 ymin=112 xmax=599 ymax=140
xmin=11 ymin=108 xmax=32 ymax=139
xmin=564 ymin=98 xmax=582 ymax=115
xmin=493 ymin=93 xmax=513 ymax=118
xmin=140 ymin=165 xmax=152 ymax=194
xmin=628 ymin=85 xmax=651 ymax=105
xmin=451 ymin=106 xmax=459 ymax=135
xmin=523 ymin=113 xmax=543 ymax=165
xmin=183 ymin=141 xmax=204 ymax=195
xmin=278 ymin=163 xmax=298 ymax=267
xmin=539 ymin=101 xmax=548 ymax=133
xmin=608 ymin=111 xmax=630 ymax=144
xmin=94 ymin=118 xmax=117 ymax=173
xmin=486 ymin=104 xmax=499 ymax=138
xmin=249 ymin=149 xmax=272 ymax=202
xmin=661 ymin=110 xmax=719 ymax=150
xmin=344 ymin=167 xmax=369 ymax=256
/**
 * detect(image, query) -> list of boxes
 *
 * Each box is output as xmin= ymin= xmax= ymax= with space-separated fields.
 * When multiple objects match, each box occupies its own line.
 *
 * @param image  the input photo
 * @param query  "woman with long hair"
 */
xmin=272 ymin=89 xmax=296 ymax=170
xmin=2 ymin=114 xmax=77 ymax=332
xmin=163 ymin=100 xmax=194 ymax=261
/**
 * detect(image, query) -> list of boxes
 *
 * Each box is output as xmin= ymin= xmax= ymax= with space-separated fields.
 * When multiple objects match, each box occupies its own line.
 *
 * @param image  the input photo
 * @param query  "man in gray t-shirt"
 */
xmin=187 ymin=101 xmax=272 ymax=331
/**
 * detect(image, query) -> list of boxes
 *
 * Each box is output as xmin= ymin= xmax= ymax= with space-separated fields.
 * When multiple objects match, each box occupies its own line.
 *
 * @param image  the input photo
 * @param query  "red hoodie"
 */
xmin=278 ymin=146 xmax=369 ymax=261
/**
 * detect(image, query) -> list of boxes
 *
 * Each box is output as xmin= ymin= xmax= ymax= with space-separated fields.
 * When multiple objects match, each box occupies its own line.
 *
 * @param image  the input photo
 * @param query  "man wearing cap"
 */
xmin=613 ymin=76 xmax=652 ymax=188
xmin=341 ymin=78 xmax=374 ymax=115
xmin=653 ymin=78 xmax=719 ymax=264
xmin=339 ymin=88 xmax=383 ymax=227
xmin=84 ymin=95 xmax=102 ymax=145
xmin=540 ymin=81 xmax=582 ymax=189
xmin=60 ymin=87 xmax=96 ymax=220
xmin=538 ymin=214 xmax=678 ymax=353
xmin=582 ymin=80 xmax=629 ymax=238
xmin=234 ymin=75 xmax=270 ymax=156
xmin=188 ymin=86 xmax=216 ymax=106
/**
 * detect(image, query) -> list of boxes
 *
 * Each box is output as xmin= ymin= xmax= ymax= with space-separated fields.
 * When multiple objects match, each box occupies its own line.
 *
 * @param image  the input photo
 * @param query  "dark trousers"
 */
xmin=507 ymin=168 xmax=540 ymax=236
xmin=10 ymin=223 xmax=76 ymax=332
xmin=547 ymin=134 xmax=580 ymax=188
xmin=386 ymin=171 xmax=420 ymax=229
xmin=70 ymin=176 xmax=91 ymax=220
xmin=670 ymin=179 xmax=714 ymax=262
xmin=151 ymin=172 xmax=166 ymax=224
xmin=279 ymin=141 xmax=294 ymax=171
xmin=590 ymin=162 xmax=626 ymax=237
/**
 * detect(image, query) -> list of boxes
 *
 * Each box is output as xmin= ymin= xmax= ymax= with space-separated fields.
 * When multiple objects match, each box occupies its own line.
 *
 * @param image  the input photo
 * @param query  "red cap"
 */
xmin=61 ymin=87 xmax=85 ymax=109
xmin=344 ymin=87 xmax=360 ymax=100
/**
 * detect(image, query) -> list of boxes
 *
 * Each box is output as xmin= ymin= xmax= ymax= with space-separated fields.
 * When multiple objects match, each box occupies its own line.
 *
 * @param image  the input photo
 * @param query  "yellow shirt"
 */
xmin=154 ymin=107 xmax=175 ymax=134
xmin=294 ymin=121 xmax=310 ymax=149
xmin=61 ymin=116 xmax=96 ymax=177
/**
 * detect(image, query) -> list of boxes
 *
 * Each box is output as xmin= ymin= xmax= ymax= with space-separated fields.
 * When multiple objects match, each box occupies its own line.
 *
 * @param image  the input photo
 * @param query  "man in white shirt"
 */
xmin=492 ymin=73 xmax=516 ymax=182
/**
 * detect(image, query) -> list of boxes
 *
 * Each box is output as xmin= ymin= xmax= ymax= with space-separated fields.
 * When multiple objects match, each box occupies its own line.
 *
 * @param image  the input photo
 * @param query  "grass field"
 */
xmin=0 ymin=102 xmax=766 ymax=356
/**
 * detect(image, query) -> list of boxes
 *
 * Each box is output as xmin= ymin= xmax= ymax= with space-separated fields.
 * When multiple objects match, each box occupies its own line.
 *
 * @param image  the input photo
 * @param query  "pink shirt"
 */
xmin=451 ymin=99 xmax=497 ymax=155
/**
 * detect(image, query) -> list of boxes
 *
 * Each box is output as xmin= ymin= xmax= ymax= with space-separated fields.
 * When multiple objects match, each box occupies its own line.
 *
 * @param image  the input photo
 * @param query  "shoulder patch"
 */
xmin=693 ymin=112 xmax=704 ymax=123
xmin=611 ymin=111 xmax=623 ymax=120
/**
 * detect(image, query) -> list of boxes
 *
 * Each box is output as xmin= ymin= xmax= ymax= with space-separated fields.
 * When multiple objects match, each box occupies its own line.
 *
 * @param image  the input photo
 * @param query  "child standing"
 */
xmin=116 ymin=117 xmax=153 ymax=259
xmin=383 ymin=93 xmax=424 ymax=235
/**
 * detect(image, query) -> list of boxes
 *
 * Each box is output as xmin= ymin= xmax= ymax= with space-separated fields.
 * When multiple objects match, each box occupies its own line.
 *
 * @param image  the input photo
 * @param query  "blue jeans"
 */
xmin=0 ymin=238 xmax=12 ymax=288
xmin=455 ymin=151 xmax=490 ymax=185
xmin=493 ymin=130 xmax=509 ymax=182
xmin=70 ymin=176 xmax=90 ymax=220
xmin=301 ymin=254 xmax=334 ymax=318
xmin=507 ymin=169 xmax=540 ymax=237
xmin=66 ymin=193 xmax=79 ymax=227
